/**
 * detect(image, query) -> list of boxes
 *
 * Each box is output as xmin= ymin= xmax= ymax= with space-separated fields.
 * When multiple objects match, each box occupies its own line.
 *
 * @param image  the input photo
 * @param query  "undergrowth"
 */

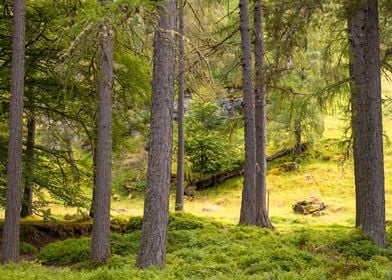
xmin=5 ymin=213 xmax=388 ymax=279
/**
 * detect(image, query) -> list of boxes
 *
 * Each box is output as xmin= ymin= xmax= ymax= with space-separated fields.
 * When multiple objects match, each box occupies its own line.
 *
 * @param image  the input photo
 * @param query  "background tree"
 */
xmin=239 ymin=0 xmax=257 ymax=225
xmin=90 ymin=0 xmax=114 ymax=263
xmin=254 ymin=0 xmax=272 ymax=228
xmin=175 ymin=0 xmax=185 ymax=211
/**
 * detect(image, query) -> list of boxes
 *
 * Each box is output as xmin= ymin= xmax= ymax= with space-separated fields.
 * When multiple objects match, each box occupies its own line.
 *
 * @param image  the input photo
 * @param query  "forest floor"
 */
xmin=1 ymin=82 xmax=392 ymax=279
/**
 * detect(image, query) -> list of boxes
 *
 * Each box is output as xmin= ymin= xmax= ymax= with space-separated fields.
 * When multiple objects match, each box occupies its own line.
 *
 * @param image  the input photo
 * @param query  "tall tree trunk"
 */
xmin=239 ymin=0 xmax=256 ymax=225
xmin=20 ymin=110 xmax=35 ymax=218
xmin=90 ymin=1 xmax=113 ymax=262
xmin=136 ymin=0 xmax=176 ymax=269
xmin=89 ymin=131 xmax=97 ymax=218
xmin=348 ymin=0 xmax=385 ymax=247
xmin=175 ymin=0 xmax=185 ymax=212
xmin=254 ymin=0 xmax=273 ymax=229
xmin=1 ymin=0 xmax=26 ymax=264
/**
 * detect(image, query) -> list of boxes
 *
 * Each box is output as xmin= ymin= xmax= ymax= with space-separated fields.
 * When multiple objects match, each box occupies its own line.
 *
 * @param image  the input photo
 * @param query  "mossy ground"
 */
xmin=2 ymin=213 xmax=392 ymax=279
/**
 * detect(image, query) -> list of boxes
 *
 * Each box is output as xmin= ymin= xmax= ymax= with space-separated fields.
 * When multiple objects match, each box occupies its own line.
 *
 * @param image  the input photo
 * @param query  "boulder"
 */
xmin=293 ymin=197 xmax=327 ymax=215
xmin=279 ymin=162 xmax=299 ymax=172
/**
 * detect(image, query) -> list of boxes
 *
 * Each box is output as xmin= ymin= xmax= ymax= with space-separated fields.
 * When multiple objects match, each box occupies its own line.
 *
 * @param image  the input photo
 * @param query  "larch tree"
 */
xmin=20 ymin=99 xmax=35 ymax=218
xmin=348 ymin=0 xmax=386 ymax=247
xmin=254 ymin=0 xmax=273 ymax=229
xmin=175 ymin=0 xmax=185 ymax=212
xmin=90 ymin=0 xmax=114 ymax=262
xmin=1 ymin=0 xmax=26 ymax=263
xmin=136 ymin=0 xmax=177 ymax=268
xmin=239 ymin=0 xmax=257 ymax=225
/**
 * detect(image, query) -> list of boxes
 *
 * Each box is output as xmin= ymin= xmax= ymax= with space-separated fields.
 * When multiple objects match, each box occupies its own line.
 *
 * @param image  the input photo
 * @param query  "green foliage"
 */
xmin=19 ymin=242 xmax=38 ymax=255
xmin=184 ymin=101 xmax=242 ymax=179
xmin=5 ymin=222 xmax=392 ymax=279
xmin=333 ymin=233 xmax=386 ymax=260
xmin=111 ymin=232 xmax=140 ymax=256
xmin=38 ymin=238 xmax=90 ymax=265
xmin=125 ymin=212 xmax=223 ymax=232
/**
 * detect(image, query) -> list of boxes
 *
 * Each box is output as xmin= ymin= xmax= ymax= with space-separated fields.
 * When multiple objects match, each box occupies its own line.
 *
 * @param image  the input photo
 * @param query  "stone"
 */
xmin=293 ymin=197 xmax=327 ymax=215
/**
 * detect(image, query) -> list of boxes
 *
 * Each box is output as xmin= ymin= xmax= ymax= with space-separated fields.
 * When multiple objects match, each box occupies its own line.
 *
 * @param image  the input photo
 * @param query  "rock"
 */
xmin=184 ymin=187 xmax=195 ymax=197
xmin=113 ymin=194 xmax=121 ymax=201
xmin=292 ymin=197 xmax=327 ymax=215
xmin=202 ymin=204 xmax=219 ymax=212
xmin=279 ymin=162 xmax=299 ymax=172
xmin=116 ymin=208 xmax=128 ymax=214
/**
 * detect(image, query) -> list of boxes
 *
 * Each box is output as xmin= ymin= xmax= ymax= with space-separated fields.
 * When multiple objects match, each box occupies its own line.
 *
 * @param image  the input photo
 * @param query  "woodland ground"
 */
xmin=0 ymin=81 xmax=392 ymax=279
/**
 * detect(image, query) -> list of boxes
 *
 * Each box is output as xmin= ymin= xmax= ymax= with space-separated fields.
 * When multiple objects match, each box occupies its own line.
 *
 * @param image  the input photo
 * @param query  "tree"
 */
xmin=254 ymin=0 xmax=273 ymax=228
xmin=175 ymin=0 xmax=185 ymax=211
xmin=20 ymin=100 xmax=35 ymax=218
xmin=90 ymin=0 xmax=114 ymax=262
xmin=1 ymin=0 xmax=26 ymax=263
xmin=239 ymin=0 xmax=257 ymax=225
xmin=348 ymin=0 xmax=385 ymax=247
xmin=136 ymin=0 xmax=176 ymax=268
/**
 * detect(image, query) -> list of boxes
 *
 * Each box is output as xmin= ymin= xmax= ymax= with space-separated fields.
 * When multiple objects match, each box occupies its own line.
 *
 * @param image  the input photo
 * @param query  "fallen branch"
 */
xmin=191 ymin=143 xmax=309 ymax=190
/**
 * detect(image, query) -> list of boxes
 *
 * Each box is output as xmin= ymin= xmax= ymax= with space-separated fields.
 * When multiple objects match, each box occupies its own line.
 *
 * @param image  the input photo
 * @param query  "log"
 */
xmin=191 ymin=143 xmax=309 ymax=190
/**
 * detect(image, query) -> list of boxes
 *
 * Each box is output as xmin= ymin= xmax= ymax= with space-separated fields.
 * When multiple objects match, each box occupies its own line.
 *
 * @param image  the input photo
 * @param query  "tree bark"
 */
xmin=136 ymin=0 xmax=176 ymax=269
xmin=1 ymin=0 xmax=26 ymax=264
xmin=175 ymin=0 xmax=185 ymax=212
xmin=89 ymin=133 xmax=97 ymax=218
xmin=239 ymin=0 xmax=257 ymax=225
xmin=20 ymin=110 xmax=35 ymax=218
xmin=348 ymin=0 xmax=386 ymax=247
xmin=90 ymin=0 xmax=113 ymax=262
xmin=254 ymin=0 xmax=273 ymax=229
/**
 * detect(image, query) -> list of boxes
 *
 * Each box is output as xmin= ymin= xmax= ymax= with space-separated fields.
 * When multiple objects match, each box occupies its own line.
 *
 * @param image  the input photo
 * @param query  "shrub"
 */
xmin=125 ymin=212 xmax=223 ymax=233
xmin=38 ymin=238 xmax=90 ymax=265
xmin=111 ymin=232 xmax=140 ymax=256
xmin=333 ymin=233 xmax=385 ymax=260
xmin=20 ymin=242 xmax=38 ymax=255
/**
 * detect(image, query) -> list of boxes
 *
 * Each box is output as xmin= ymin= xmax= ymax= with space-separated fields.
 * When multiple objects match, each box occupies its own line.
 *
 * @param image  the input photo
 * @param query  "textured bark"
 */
xmin=254 ymin=0 xmax=272 ymax=229
xmin=1 ymin=0 xmax=26 ymax=264
xmin=239 ymin=0 xmax=257 ymax=225
xmin=175 ymin=0 xmax=185 ymax=212
xmin=90 ymin=2 xmax=113 ymax=262
xmin=136 ymin=0 xmax=176 ymax=269
xmin=348 ymin=0 xmax=386 ymax=247
xmin=20 ymin=110 xmax=35 ymax=218
xmin=89 ymin=137 xmax=97 ymax=218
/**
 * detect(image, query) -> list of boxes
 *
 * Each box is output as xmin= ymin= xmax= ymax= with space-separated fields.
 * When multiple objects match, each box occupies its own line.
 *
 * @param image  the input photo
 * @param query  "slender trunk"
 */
xmin=89 ymin=129 xmax=97 ymax=218
xmin=294 ymin=119 xmax=302 ymax=155
xmin=1 ymin=0 xmax=26 ymax=264
xmin=254 ymin=0 xmax=273 ymax=229
xmin=20 ymin=110 xmax=35 ymax=218
xmin=90 ymin=1 xmax=113 ymax=262
xmin=348 ymin=0 xmax=385 ymax=247
xmin=65 ymin=127 xmax=79 ymax=181
xmin=175 ymin=0 xmax=185 ymax=212
xmin=137 ymin=0 xmax=176 ymax=268
xmin=239 ymin=0 xmax=256 ymax=225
